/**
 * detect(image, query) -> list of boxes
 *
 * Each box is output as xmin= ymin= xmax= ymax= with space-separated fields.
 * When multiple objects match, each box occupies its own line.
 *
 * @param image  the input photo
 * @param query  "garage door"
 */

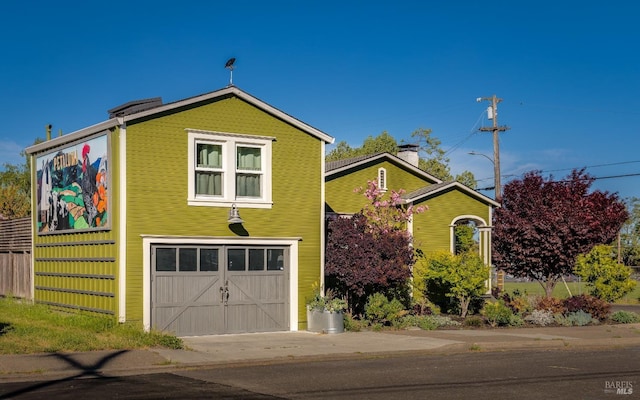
xmin=151 ymin=245 xmax=289 ymax=336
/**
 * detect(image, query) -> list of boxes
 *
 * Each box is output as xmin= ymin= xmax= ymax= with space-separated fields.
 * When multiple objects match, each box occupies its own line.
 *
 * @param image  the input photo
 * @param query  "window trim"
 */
xmin=187 ymin=129 xmax=274 ymax=208
xmin=378 ymin=167 xmax=388 ymax=191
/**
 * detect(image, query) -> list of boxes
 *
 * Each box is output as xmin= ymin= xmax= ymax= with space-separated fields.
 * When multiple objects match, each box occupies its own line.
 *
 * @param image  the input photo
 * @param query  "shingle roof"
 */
xmin=402 ymin=182 xmax=453 ymax=199
xmin=325 ymin=153 xmax=384 ymax=172
xmin=402 ymin=181 xmax=500 ymax=207
xmin=325 ymin=152 xmax=442 ymax=184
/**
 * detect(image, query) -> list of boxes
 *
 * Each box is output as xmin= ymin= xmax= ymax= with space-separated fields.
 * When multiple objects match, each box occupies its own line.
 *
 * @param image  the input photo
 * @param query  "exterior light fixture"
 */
xmin=227 ymin=203 xmax=244 ymax=224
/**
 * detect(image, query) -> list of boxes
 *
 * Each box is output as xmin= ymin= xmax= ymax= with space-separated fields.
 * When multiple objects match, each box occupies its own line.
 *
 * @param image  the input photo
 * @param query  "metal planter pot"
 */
xmin=306 ymin=308 xmax=344 ymax=334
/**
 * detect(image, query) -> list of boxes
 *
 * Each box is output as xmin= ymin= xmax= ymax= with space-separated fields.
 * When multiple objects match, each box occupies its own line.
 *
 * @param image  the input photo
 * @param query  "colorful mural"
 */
xmin=36 ymin=134 xmax=109 ymax=234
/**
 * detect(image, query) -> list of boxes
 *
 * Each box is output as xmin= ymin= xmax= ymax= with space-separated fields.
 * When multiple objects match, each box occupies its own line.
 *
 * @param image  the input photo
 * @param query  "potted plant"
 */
xmin=306 ymin=285 xmax=347 ymax=334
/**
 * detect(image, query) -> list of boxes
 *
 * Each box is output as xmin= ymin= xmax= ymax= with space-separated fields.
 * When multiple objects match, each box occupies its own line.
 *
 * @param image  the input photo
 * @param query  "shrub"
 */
xmin=610 ymin=310 xmax=640 ymax=324
xmin=525 ymin=309 xmax=555 ymax=326
xmin=415 ymin=251 xmax=490 ymax=317
xmin=464 ymin=316 xmax=484 ymax=327
xmin=533 ymin=296 xmax=564 ymax=314
xmin=481 ymin=300 xmax=513 ymax=327
xmin=391 ymin=315 xmax=416 ymax=330
xmin=508 ymin=314 xmax=525 ymax=327
xmin=416 ymin=314 xmax=461 ymax=330
xmin=364 ymin=293 xmax=406 ymax=326
xmin=555 ymin=310 xmax=596 ymax=326
xmin=411 ymin=298 xmax=438 ymax=316
xmin=562 ymin=294 xmax=611 ymax=321
xmin=343 ymin=313 xmax=363 ymax=332
xmin=574 ymin=244 xmax=637 ymax=302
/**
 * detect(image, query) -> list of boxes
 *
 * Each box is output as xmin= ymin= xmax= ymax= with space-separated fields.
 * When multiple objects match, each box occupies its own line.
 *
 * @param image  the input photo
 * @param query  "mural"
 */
xmin=36 ymin=134 xmax=109 ymax=234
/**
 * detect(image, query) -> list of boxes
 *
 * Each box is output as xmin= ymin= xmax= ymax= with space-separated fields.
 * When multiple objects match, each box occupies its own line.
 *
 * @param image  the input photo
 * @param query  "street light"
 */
xmin=468 ymin=151 xmax=499 ymax=201
xmin=468 ymin=151 xmax=494 ymax=165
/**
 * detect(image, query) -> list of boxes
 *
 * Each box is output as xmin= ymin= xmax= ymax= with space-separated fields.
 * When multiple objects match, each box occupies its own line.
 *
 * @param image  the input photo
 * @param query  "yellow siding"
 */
xmin=326 ymin=160 xmax=431 ymax=213
xmin=326 ymin=158 xmax=493 ymax=261
xmin=31 ymin=129 xmax=120 ymax=317
xmin=413 ymin=188 xmax=491 ymax=254
xmin=125 ymin=96 xmax=323 ymax=328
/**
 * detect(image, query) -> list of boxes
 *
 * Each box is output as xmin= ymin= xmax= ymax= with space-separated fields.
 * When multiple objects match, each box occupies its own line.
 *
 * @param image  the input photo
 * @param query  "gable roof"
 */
xmin=403 ymin=181 xmax=500 ymax=207
xmin=27 ymin=86 xmax=334 ymax=154
xmin=325 ymin=152 xmax=442 ymax=184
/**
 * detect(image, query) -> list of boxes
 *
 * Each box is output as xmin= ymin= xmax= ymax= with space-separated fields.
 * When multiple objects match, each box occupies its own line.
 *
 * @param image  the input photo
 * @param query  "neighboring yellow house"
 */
xmin=325 ymin=144 xmax=500 ymax=286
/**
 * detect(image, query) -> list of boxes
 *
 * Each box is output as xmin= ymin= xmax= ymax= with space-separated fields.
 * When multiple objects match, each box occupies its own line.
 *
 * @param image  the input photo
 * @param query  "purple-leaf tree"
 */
xmin=492 ymin=169 xmax=628 ymax=298
xmin=325 ymin=180 xmax=426 ymax=315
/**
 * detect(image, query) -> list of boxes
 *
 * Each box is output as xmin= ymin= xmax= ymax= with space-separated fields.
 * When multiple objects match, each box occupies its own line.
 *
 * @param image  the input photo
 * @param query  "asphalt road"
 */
xmin=1 ymin=348 xmax=638 ymax=399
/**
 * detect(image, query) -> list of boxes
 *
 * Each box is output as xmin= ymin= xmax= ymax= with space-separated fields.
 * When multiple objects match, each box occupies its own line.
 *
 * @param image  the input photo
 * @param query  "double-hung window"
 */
xmin=188 ymin=129 xmax=273 ymax=208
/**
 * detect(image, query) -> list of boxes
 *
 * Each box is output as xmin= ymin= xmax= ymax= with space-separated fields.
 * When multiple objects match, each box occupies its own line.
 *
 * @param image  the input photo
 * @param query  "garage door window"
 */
xmin=225 ymin=247 xmax=286 ymax=271
xmin=155 ymin=246 xmax=286 ymax=273
xmin=155 ymin=247 xmax=221 ymax=272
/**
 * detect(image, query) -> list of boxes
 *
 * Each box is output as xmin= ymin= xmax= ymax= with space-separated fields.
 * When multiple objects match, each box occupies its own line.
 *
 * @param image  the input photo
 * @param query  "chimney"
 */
xmin=397 ymin=144 xmax=420 ymax=167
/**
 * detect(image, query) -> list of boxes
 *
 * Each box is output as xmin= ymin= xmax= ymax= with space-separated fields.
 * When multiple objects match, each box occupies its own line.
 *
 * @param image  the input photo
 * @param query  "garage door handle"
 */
xmin=220 ymin=281 xmax=230 ymax=304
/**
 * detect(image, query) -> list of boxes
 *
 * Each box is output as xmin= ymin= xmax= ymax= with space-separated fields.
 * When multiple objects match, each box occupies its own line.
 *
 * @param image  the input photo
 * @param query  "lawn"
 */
xmin=0 ymin=297 xmax=183 ymax=355
xmin=503 ymin=280 xmax=640 ymax=303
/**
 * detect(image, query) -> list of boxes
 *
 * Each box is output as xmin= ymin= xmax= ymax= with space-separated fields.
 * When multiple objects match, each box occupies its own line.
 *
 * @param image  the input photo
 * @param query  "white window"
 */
xmin=378 ymin=167 xmax=387 ymax=191
xmin=188 ymin=129 xmax=273 ymax=208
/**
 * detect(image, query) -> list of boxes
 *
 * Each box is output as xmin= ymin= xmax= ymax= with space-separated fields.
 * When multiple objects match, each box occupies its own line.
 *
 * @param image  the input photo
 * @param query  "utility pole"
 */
xmin=478 ymin=95 xmax=509 ymax=203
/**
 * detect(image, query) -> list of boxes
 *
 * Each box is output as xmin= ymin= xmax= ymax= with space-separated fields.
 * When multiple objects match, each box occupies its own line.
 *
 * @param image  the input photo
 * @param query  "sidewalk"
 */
xmin=0 ymin=323 xmax=639 ymax=382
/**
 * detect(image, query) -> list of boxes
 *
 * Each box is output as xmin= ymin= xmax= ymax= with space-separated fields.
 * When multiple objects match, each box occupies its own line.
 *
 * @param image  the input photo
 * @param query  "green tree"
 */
xmin=454 ymin=222 xmax=477 ymax=254
xmin=326 ymin=130 xmax=476 ymax=186
xmin=617 ymin=197 xmax=640 ymax=267
xmin=414 ymin=251 xmax=489 ymax=317
xmin=412 ymin=128 xmax=452 ymax=181
xmin=574 ymin=244 xmax=637 ymax=302
xmin=0 ymin=146 xmax=36 ymax=219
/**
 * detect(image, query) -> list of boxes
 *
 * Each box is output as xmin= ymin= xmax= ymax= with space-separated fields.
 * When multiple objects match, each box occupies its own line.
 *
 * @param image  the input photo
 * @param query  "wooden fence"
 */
xmin=0 ymin=217 xmax=32 ymax=298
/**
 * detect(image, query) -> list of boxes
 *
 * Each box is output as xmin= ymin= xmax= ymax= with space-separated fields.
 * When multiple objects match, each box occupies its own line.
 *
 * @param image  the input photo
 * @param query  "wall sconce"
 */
xmin=227 ymin=203 xmax=244 ymax=224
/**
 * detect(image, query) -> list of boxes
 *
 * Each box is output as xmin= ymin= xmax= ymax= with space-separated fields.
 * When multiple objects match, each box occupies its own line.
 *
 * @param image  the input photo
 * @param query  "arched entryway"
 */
xmin=450 ymin=215 xmax=492 ymax=292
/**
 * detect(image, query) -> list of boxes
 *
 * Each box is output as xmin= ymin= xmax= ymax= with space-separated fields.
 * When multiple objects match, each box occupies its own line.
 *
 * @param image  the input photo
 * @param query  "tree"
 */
xmin=414 ymin=251 xmax=489 ymax=317
xmin=326 ymin=131 xmax=398 ymax=162
xmin=325 ymin=180 xmax=426 ymax=315
xmin=617 ymin=197 xmax=640 ymax=267
xmin=574 ymin=245 xmax=637 ymax=302
xmin=493 ymin=169 xmax=629 ymax=298
xmin=454 ymin=222 xmax=477 ymax=254
xmin=326 ymin=130 xmax=476 ymax=185
xmin=0 ymin=147 xmax=35 ymax=219
xmin=411 ymin=128 xmax=452 ymax=181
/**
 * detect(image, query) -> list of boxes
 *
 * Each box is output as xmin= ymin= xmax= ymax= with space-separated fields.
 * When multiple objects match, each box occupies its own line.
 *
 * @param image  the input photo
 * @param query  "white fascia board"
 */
xmin=405 ymin=181 xmax=500 ymax=207
xmin=326 ymin=153 xmax=443 ymax=184
xmin=124 ymin=86 xmax=335 ymax=144
xmin=25 ymin=118 xmax=121 ymax=154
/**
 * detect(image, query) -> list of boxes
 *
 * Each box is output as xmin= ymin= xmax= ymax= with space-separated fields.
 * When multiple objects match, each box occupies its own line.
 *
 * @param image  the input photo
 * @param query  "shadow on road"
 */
xmin=0 ymin=350 xmax=129 ymax=400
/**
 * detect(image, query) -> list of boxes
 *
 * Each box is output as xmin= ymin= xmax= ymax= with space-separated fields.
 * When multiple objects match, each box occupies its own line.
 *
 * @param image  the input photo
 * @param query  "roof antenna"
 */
xmin=225 ymin=57 xmax=236 ymax=86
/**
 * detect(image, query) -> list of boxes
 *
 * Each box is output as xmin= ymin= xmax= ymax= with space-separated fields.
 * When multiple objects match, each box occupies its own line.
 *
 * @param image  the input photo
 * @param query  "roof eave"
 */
xmin=325 ymin=153 xmax=442 ymax=184
xmin=124 ymin=86 xmax=335 ymax=144
xmin=404 ymin=181 xmax=500 ymax=207
xmin=25 ymin=118 xmax=122 ymax=155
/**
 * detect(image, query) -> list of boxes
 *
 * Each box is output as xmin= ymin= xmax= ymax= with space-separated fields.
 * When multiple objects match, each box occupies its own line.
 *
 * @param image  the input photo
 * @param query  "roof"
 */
xmin=27 ymin=86 xmax=334 ymax=154
xmin=403 ymin=181 xmax=500 ymax=207
xmin=325 ymin=152 xmax=442 ymax=184
xmin=107 ymin=97 xmax=163 ymax=118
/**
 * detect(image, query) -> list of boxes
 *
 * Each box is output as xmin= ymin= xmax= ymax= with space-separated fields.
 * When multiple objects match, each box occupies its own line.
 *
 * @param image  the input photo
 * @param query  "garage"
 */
xmin=151 ymin=244 xmax=289 ymax=336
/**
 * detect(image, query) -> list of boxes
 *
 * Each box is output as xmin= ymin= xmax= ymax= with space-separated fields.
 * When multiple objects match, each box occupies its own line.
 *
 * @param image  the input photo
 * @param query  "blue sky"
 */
xmin=2 ymin=1 xmax=639 ymax=200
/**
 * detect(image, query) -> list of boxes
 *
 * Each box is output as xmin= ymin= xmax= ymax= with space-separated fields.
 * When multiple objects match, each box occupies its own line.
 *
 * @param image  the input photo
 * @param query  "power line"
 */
xmin=476 ymin=171 xmax=640 ymax=191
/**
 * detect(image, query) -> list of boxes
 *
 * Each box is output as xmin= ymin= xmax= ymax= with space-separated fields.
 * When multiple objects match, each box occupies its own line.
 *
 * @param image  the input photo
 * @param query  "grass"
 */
xmin=503 ymin=281 xmax=640 ymax=304
xmin=0 ymin=297 xmax=183 ymax=355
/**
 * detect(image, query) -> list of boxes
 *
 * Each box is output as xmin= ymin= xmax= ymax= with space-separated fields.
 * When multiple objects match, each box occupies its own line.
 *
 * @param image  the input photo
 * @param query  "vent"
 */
xmin=108 ymin=97 xmax=162 ymax=118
